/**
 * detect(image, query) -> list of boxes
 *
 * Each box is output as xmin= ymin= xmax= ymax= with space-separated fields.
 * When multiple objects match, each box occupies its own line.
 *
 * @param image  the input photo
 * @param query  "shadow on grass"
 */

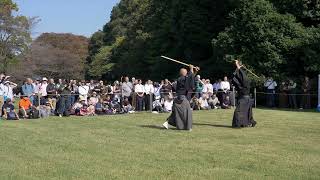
xmin=139 ymin=125 xmax=165 ymax=130
xmin=256 ymin=107 xmax=319 ymax=113
xmin=193 ymin=123 xmax=233 ymax=129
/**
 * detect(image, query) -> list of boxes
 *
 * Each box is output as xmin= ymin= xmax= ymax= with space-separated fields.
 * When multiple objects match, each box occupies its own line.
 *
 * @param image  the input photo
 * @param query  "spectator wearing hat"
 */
xmin=38 ymin=78 xmax=48 ymax=105
xmin=2 ymin=98 xmax=19 ymax=120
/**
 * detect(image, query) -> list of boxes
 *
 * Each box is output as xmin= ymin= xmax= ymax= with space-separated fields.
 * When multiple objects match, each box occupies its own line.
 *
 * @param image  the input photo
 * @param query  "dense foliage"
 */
xmin=11 ymin=33 xmax=88 ymax=81
xmin=87 ymin=0 xmax=320 ymax=82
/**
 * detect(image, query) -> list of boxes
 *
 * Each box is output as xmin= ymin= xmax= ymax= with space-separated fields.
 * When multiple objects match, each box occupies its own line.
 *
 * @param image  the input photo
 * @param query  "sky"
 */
xmin=14 ymin=0 xmax=120 ymax=38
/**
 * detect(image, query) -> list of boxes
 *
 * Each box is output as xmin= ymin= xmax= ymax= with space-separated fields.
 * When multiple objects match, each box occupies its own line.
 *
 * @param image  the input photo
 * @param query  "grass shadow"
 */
xmin=139 ymin=125 xmax=165 ymax=130
xmin=193 ymin=123 xmax=233 ymax=129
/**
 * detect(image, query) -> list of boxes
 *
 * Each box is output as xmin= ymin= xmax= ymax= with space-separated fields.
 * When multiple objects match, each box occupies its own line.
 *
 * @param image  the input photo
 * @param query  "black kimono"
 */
xmin=167 ymin=72 xmax=194 ymax=130
xmin=232 ymin=68 xmax=256 ymax=128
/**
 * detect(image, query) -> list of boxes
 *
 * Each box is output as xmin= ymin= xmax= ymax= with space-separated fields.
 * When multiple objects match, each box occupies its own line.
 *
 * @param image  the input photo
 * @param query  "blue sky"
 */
xmin=14 ymin=0 xmax=120 ymax=37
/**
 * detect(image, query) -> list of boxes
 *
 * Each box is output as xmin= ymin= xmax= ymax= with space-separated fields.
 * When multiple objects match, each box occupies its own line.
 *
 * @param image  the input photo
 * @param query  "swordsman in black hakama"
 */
xmin=162 ymin=65 xmax=199 ymax=131
xmin=232 ymin=60 xmax=257 ymax=128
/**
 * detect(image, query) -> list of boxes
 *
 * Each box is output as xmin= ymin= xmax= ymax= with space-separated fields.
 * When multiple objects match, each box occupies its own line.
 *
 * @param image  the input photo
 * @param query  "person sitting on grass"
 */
xmin=199 ymin=94 xmax=211 ymax=110
xmin=190 ymin=96 xmax=201 ymax=111
xmin=71 ymin=97 xmax=85 ymax=116
xmin=39 ymin=101 xmax=52 ymax=118
xmin=80 ymin=103 xmax=95 ymax=116
xmin=18 ymin=96 xmax=33 ymax=119
xmin=2 ymin=98 xmax=19 ymax=120
xmin=123 ymin=97 xmax=134 ymax=113
xmin=163 ymin=93 xmax=174 ymax=113
xmin=208 ymin=93 xmax=220 ymax=109
xmin=95 ymin=98 xmax=105 ymax=115
xmin=221 ymin=96 xmax=231 ymax=109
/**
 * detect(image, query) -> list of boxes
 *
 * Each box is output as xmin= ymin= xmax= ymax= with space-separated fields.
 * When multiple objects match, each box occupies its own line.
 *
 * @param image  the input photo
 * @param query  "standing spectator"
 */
xmin=22 ymin=78 xmax=35 ymax=104
xmin=279 ymin=81 xmax=289 ymax=108
xmin=288 ymin=79 xmax=297 ymax=109
xmin=89 ymin=80 xmax=96 ymax=93
xmin=212 ymin=80 xmax=220 ymax=93
xmin=46 ymin=78 xmax=57 ymax=112
xmin=121 ymin=77 xmax=133 ymax=102
xmin=56 ymin=80 xmax=71 ymax=117
xmin=135 ymin=79 xmax=145 ymax=111
xmin=144 ymin=80 xmax=154 ymax=111
xmin=264 ymin=77 xmax=277 ymax=107
xmin=78 ymin=80 xmax=89 ymax=103
xmin=55 ymin=79 xmax=63 ymax=90
xmin=195 ymin=75 xmax=204 ymax=98
xmin=113 ymin=81 xmax=121 ymax=102
xmin=301 ymin=76 xmax=311 ymax=109
xmin=201 ymin=79 xmax=208 ymax=95
xmin=69 ymin=80 xmax=78 ymax=105
xmin=221 ymin=76 xmax=231 ymax=101
xmin=0 ymin=74 xmax=6 ymax=117
xmin=2 ymin=98 xmax=19 ymax=120
xmin=39 ymin=78 xmax=48 ymax=104
xmin=3 ymin=81 xmax=17 ymax=102
xmin=161 ymin=79 xmax=172 ymax=100
xmin=153 ymin=82 xmax=162 ymax=101
xmin=205 ymin=79 xmax=214 ymax=97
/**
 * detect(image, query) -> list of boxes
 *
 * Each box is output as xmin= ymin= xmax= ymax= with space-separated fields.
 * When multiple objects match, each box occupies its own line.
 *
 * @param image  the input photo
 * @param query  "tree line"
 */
xmin=86 ymin=0 xmax=320 ymax=84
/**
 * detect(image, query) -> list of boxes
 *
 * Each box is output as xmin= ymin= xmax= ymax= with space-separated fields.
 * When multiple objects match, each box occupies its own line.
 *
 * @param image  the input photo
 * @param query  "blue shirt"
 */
xmin=22 ymin=84 xmax=35 ymax=96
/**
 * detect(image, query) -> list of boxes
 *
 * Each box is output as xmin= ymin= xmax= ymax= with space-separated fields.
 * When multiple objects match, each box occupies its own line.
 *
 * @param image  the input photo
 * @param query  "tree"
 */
xmin=11 ymin=33 xmax=89 ymax=81
xmin=0 ymin=0 xmax=36 ymax=73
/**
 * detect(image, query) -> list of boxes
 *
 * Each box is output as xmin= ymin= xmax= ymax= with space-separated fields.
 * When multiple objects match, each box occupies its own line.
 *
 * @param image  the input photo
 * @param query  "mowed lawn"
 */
xmin=0 ymin=109 xmax=319 ymax=180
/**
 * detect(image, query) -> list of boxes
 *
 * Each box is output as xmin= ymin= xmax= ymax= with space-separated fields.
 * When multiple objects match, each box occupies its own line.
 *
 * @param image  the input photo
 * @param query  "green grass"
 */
xmin=0 ymin=109 xmax=319 ymax=180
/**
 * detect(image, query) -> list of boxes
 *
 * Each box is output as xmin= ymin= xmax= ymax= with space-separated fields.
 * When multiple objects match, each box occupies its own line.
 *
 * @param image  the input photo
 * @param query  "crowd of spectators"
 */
xmin=0 ymin=73 xmax=316 ymax=120
xmin=0 ymin=74 xmax=234 ymax=120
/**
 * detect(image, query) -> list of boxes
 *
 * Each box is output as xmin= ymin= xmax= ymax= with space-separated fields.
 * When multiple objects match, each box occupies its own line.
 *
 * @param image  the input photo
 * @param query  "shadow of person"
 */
xmin=193 ymin=123 xmax=233 ymax=129
xmin=139 ymin=125 xmax=165 ymax=130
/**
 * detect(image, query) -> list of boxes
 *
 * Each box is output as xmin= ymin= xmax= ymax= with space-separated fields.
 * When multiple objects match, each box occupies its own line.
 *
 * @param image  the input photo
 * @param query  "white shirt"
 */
xmin=135 ymin=84 xmax=145 ymax=93
xmin=79 ymin=85 xmax=89 ymax=95
xmin=164 ymin=100 xmax=173 ymax=111
xmin=264 ymin=79 xmax=277 ymax=90
xmin=0 ymin=83 xmax=4 ymax=96
xmin=144 ymin=84 xmax=154 ymax=95
xmin=202 ymin=84 xmax=208 ymax=93
xmin=39 ymin=83 xmax=48 ymax=96
xmin=199 ymin=97 xmax=209 ymax=108
xmin=33 ymin=83 xmax=41 ymax=94
xmin=206 ymin=83 xmax=214 ymax=94
xmin=220 ymin=81 xmax=230 ymax=91
xmin=3 ymin=85 xmax=13 ymax=99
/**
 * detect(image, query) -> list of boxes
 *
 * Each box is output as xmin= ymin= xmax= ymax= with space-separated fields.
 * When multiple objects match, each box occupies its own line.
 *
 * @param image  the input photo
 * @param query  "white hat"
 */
xmin=42 ymin=77 xmax=48 ymax=81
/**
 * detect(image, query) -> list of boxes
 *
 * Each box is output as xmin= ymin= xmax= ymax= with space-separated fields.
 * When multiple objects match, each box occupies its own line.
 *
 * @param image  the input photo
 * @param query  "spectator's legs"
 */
xmin=144 ymin=94 xmax=150 ymax=111
xmin=136 ymin=95 xmax=144 ymax=111
xmin=57 ymin=96 xmax=66 ymax=116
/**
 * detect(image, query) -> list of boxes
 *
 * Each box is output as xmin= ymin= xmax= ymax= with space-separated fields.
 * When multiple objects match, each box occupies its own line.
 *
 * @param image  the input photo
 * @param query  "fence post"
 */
xmin=232 ymin=86 xmax=236 ymax=108
xmin=254 ymin=88 xmax=257 ymax=108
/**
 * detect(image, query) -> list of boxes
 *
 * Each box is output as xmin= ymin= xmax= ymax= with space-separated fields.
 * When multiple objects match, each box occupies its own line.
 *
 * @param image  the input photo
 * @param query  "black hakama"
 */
xmin=166 ymin=72 xmax=194 ymax=130
xmin=167 ymin=96 xmax=192 ymax=130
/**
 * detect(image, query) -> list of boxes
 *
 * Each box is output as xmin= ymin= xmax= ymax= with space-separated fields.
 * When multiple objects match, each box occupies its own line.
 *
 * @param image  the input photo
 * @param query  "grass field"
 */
xmin=0 ymin=109 xmax=319 ymax=180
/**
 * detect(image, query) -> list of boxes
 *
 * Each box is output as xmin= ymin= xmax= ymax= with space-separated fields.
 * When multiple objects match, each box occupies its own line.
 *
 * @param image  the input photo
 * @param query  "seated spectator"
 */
xmin=18 ymin=96 xmax=33 ymax=119
xmin=208 ymin=93 xmax=220 ymax=109
xmin=2 ymin=98 xmax=19 ymax=120
xmin=123 ymin=97 xmax=134 ymax=113
xmin=80 ymin=103 xmax=95 ymax=116
xmin=39 ymin=101 xmax=52 ymax=118
xmin=152 ymin=96 xmax=163 ymax=113
xmin=71 ymin=98 xmax=85 ymax=115
xmin=163 ymin=93 xmax=174 ymax=112
xmin=199 ymin=94 xmax=211 ymax=110
xmin=89 ymin=92 xmax=99 ymax=106
xmin=95 ymin=98 xmax=105 ymax=115
xmin=190 ymin=96 xmax=201 ymax=111
xmin=221 ymin=96 xmax=231 ymax=109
